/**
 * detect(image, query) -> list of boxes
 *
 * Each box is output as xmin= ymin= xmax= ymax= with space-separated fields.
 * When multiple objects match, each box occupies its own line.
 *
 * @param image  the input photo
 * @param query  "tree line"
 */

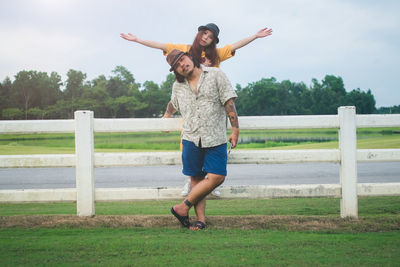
xmin=0 ymin=66 xmax=395 ymax=120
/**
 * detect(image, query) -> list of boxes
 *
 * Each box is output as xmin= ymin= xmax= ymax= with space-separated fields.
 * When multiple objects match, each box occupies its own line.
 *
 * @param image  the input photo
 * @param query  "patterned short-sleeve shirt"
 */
xmin=170 ymin=66 xmax=237 ymax=148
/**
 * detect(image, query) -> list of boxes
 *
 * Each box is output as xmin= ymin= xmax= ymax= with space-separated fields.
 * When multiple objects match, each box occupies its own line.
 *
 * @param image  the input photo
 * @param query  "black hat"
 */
xmin=198 ymin=23 xmax=219 ymax=44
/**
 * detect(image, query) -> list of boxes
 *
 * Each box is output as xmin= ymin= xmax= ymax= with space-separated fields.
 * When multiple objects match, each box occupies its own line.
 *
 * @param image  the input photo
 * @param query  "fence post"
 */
xmin=74 ymin=111 xmax=95 ymax=217
xmin=338 ymin=106 xmax=358 ymax=218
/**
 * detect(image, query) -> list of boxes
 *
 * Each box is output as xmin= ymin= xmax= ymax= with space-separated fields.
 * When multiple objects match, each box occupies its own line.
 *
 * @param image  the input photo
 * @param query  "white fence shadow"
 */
xmin=0 ymin=106 xmax=399 ymax=218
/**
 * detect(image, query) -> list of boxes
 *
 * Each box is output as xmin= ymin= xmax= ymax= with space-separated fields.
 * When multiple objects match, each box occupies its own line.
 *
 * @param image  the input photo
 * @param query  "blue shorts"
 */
xmin=181 ymin=139 xmax=227 ymax=177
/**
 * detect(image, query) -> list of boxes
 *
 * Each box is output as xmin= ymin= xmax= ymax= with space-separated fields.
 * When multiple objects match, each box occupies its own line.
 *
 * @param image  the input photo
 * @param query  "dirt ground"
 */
xmin=1 ymin=215 xmax=399 ymax=232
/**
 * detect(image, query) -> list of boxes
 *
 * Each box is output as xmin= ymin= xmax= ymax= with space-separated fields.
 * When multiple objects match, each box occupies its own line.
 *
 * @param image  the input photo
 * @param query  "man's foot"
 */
xmin=170 ymin=207 xmax=190 ymax=228
xmin=181 ymin=178 xmax=191 ymax=196
xmin=211 ymin=186 xmax=221 ymax=197
xmin=190 ymin=221 xmax=206 ymax=230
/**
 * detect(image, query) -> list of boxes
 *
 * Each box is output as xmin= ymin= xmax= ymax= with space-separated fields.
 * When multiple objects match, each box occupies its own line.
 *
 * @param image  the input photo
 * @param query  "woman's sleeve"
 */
xmin=217 ymin=44 xmax=236 ymax=63
xmin=163 ymin=44 xmax=191 ymax=56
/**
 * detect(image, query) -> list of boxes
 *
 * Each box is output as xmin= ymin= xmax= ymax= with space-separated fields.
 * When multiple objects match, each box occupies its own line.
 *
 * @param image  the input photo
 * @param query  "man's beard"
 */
xmin=186 ymin=68 xmax=194 ymax=78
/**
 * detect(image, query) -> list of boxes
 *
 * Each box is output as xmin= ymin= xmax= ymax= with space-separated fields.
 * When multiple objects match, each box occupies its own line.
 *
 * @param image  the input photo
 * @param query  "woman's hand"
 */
xmin=255 ymin=27 xmax=273 ymax=38
xmin=120 ymin=33 xmax=138 ymax=42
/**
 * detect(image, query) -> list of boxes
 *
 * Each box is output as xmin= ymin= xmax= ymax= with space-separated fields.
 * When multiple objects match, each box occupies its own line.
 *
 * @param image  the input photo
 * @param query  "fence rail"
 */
xmin=0 ymin=107 xmax=399 ymax=218
xmin=1 ymin=114 xmax=398 ymax=134
xmin=1 ymin=149 xmax=400 ymax=168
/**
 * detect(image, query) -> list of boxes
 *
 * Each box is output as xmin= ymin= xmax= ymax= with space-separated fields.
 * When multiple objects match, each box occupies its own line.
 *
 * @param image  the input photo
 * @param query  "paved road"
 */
xmin=0 ymin=162 xmax=399 ymax=189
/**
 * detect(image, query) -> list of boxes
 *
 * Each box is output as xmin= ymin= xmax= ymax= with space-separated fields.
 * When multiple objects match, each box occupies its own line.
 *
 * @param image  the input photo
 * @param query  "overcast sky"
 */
xmin=1 ymin=0 xmax=399 ymax=107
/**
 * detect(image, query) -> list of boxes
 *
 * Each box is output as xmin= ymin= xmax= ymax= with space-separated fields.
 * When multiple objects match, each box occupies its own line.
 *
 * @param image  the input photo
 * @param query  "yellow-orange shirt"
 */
xmin=163 ymin=43 xmax=234 ymax=68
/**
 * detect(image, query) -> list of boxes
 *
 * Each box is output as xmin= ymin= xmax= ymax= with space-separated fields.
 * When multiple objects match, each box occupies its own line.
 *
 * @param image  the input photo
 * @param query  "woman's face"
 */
xmin=199 ymin=30 xmax=214 ymax=47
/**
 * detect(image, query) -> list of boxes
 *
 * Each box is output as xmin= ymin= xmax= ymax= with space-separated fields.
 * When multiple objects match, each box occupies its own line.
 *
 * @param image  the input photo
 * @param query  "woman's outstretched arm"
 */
xmin=230 ymin=27 xmax=273 ymax=52
xmin=120 ymin=33 xmax=167 ymax=51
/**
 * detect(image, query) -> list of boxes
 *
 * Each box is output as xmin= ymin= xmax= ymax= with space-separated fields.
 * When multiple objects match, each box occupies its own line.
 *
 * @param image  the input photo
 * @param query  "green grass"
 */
xmin=1 ymin=197 xmax=399 ymax=266
xmin=1 ymin=197 xmax=399 ymax=217
xmin=0 ymin=128 xmax=399 ymax=154
xmin=1 ymin=228 xmax=399 ymax=266
xmin=0 ymin=127 xmax=398 ymax=265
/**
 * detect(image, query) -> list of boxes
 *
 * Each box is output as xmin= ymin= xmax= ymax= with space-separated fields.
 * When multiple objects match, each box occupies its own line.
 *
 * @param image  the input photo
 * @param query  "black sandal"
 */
xmin=190 ymin=221 xmax=206 ymax=230
xmin=170 ymin=207 xmax=190 ymax=228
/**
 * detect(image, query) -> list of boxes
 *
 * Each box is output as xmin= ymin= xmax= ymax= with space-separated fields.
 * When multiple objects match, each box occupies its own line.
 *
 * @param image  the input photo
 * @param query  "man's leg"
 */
xmin=172 ymin=141 xmax=226 ymax=227
xmin=190 ymin=176 xmax=206 ymax=223
xmin=172 ymin=173 xmax=225 ymax=217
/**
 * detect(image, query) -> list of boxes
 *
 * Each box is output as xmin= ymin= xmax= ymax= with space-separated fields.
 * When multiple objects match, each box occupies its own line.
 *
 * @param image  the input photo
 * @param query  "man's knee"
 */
xmin=190 ymin=176 xmax=205 ymax=186
xmin=208 ymin=174 xmax=225 ymax=186
xmin=191 ymin=176 xmax=205 ymax=181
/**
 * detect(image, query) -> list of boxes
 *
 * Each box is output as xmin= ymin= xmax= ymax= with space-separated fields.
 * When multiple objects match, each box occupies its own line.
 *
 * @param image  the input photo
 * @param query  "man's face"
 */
xmin=174 ymin=55 xmax=194 ymax=77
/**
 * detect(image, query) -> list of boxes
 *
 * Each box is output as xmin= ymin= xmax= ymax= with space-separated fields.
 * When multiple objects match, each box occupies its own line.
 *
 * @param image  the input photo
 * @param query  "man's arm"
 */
xmin=225 ymin=98 xmax=239 ymax=148
xmin=162 ymin=101 xmax=177 ymax=118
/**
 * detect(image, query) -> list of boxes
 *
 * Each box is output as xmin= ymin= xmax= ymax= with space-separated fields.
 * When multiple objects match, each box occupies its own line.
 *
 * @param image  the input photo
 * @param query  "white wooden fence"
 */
xmin=0 ymin=106 xmax=399 ymax=218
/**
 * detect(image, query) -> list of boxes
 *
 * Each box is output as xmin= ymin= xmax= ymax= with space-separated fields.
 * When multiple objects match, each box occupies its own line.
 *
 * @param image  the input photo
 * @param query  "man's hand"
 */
xmin=228 ymin=128 xmax=239 ymax=148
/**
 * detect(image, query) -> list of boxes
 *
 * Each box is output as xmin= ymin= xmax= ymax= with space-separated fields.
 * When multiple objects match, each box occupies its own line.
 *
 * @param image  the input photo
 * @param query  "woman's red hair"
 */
xmin=189 ymin=30 xmax=219 ymax=67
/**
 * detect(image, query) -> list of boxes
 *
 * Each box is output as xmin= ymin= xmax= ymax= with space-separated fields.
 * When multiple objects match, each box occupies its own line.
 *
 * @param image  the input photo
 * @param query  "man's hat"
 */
xmin=166 ymin=49 xmax=185 ymax=72
xmin=198 ymin=23 xmax=220 ymax=44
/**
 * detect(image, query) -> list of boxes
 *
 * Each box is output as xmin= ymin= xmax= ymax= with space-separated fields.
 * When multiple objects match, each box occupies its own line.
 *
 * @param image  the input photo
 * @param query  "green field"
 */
xmin=0 ymin=127 xmax=399 ymax=154
xmin=1 ymin=197 xmax=400 ymax=217
xmin=1 ymin=197 xmax=399 ymax=266
xmin=0 ymin=128 xmax=399 ymax=265
xmin=1 ymin=228 xmax=399 ymax=266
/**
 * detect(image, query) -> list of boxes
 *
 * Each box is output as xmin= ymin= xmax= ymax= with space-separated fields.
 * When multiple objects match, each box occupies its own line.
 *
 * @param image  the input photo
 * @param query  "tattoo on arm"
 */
xmin=225 ymin=99 xmax=239 ymax=128
xmin=165 ymin=101 xmax=176 ymax=116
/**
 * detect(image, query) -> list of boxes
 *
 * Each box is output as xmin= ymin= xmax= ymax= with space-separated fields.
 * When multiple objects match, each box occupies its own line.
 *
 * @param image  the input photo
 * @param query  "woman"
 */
xmin=120 ymin=23 xmax=273 ymax=197
xmin=120 ymin=23 xmax=273 ymax=68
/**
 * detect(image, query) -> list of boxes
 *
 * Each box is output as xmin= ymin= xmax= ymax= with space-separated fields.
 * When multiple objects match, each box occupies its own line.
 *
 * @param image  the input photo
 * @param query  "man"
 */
xmin=163 ymin=49 xmax=239 ymax=230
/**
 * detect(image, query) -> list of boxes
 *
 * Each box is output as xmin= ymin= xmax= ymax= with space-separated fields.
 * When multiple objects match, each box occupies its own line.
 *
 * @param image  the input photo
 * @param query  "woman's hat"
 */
xmin=198 ymin=23 xmax=219 ymax=44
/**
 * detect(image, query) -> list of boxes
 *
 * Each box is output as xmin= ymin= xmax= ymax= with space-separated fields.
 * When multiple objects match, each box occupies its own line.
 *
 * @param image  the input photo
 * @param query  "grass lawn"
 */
xmin=1 ymin=196 xmax=400 ymax=217
xmin=1 ymin=197 xmax=399 ymax=266
xmin=0 ymin=127 xmax=399 ymax=265
xmin=1 ymin=228 xmax=399 ymax=266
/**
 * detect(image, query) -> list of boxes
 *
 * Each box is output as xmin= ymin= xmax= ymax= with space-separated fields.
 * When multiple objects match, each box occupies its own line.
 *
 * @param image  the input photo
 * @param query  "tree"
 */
xmin=236 ymin=78 xmax=278 ymax=115
xmin=43 ymin=100 xmax=72 ymax=119
xmin=107 ymin=66 xmax=140 ymax=98
xmin=2 ymin=108 xmax=24 ymax=120
xmin=140 ymin=80 xmax=170 ymax=117
xmin=83 ymin=75 xmax=111 ymax=117
xmin=346 ymin=88 xmax=376 ymax=114
xmin=64 ymin=69 xmax=87 ymax=100
xmin=12 ymin=71 xmax=43 ymax=119
xmin=112 ymin=65 xmax=137 ymax=85
xmin=27 ymin=107 xmax=45 ymax=119
xmin=160 ymin=74 xmax=175 ymax=99
xmin=289 ymin=82 xmax=313 ymax=115
xmin=375 ymin=105 xmax=400 ymax=114
xmin=106 ymin=96 xmax=147 ymax=118
xmin=40 ymin=72 xmax=63 ymax=108
xmin=0 ymin=77 xmax=12 ymax=119
xmin=310 ymin=75 xmax=347 ymax=114
xmin=276 ymin=80 xmax=293 ymax=115
xmin=0 ymin=67 xmax=382 ymax=119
